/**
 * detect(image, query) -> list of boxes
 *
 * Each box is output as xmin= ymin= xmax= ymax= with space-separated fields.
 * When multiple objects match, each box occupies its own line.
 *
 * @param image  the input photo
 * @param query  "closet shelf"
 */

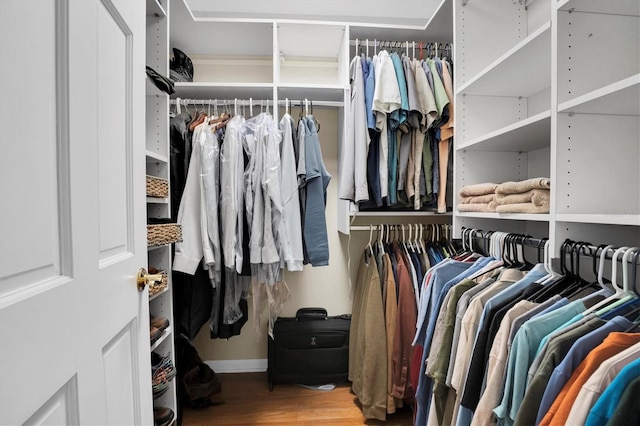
xmin=173 ymin=82 xmax=274 ymax=100
xmin=558 ymin=74 xmax=640 ymax=116
xmin=557 ymin=0 xmax=640 ymax=16
xmin=148 ymin=244 xmax=171 ymax=252
xmin=149 ymin=285 xmax=170 ymax=302
xmin=150 ymin=326 xmax=172 ymax=352
xmin=147 ymin=196 xmax=169 ymax=204
xmin=146 ymin=150 xmax=168 ymax=163
xmin=146 ymin=76 xmax=167 ymax=97
xmin=351 ymin=211 xmax=453 ymax=217
xmin=455 ymin=212 xmax=550 ymax=222
xmin=457 ymin=110 xmax=550 ymax=152
xmin=555 ymin=214 xmax=640 ymax=227
xmin=456 ymin=22 xmax=550 ymax=97
xmin=146 ymin=0 xmax=166 ymax=17
xmin=277 ymin=84 xmax=346 ymax=103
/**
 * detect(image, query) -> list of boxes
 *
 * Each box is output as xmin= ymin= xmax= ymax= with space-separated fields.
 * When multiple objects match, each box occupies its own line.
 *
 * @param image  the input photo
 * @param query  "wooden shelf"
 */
xmin=455 ymin=212 xmax=550 ymax=222
xmin=558 ymin=74 xmax=640 ymax=116
xmin=457 ymin=110 xmax=551 ymax=152
xmin=556 ymin=214 xmax=640 ymax=226
xmin=457 ymin=22 xmax=551 ymax=97
xmin=557 ymin=0 xmax=640 ymax=16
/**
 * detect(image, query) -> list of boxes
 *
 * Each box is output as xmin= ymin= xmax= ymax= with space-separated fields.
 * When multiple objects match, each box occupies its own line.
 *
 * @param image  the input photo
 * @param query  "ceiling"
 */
xmin=182 ymin=0 xmax=452 ymax=41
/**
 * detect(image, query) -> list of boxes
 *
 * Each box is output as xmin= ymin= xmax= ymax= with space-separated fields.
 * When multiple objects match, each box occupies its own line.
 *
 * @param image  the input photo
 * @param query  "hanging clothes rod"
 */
xmin=350 ymin=224 xmax=450 ymax=232
xmin=461 ymin=228 xmax=640 ymax=264
xmin=350 ymin=39 xmax=453 ymax=58
xmin=349 ymin=40 xmax=452 ymax=49
xmin=170 ymin=98 xmax=343 ymax=108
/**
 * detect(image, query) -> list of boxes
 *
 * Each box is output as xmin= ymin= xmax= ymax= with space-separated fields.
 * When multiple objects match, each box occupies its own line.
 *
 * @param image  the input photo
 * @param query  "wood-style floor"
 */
xmin=181 ymin=372 xmax=413 ymax=426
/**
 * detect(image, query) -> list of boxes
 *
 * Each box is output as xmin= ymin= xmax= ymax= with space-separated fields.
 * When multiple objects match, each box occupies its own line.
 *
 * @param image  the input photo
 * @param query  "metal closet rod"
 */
xmin=169 ymin=98 xmax=343 ymax=108
xmin=349 ymin=39 xmax=452 ymax=48
xmin=462 ymin=228 xmax=640 ymax=264
xmin=350 ymin=223 xmax=451 ymax=232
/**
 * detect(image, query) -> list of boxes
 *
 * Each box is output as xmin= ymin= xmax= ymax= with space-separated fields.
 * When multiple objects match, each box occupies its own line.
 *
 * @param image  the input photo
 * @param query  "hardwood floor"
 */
xmin=181 ymin=372 xmax=414 ymax=426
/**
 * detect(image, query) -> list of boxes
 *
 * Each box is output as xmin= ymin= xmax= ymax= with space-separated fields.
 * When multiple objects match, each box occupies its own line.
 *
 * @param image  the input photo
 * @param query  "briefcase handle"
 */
xmin=296 ymin=307 xmax=328 ymax=321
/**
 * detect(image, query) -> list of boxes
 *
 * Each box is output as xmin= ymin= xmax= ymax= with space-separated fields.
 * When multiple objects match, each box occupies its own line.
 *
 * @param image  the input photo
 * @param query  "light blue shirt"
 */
xmin=493 ymin=300 xmax=587 ymax=426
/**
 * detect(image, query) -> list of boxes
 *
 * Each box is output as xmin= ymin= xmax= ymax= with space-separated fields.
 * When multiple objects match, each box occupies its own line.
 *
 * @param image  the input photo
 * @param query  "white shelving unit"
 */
xmin=453 ymin=0 xmax=640 ymax=253
xmin=146 ymin=0 xmax=177 ymax=421
xmin=168 ymin=0 xmax=455 ymax=235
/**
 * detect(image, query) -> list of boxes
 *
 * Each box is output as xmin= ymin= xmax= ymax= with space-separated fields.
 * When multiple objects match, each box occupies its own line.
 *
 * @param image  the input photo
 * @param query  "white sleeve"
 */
xmin=173 ymin=132 xmax=204 ymax=275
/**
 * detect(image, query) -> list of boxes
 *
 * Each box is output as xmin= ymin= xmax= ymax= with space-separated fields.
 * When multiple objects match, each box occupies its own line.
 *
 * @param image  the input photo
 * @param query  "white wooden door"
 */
xmin=0 ymin=0 xmax=152 ymax=424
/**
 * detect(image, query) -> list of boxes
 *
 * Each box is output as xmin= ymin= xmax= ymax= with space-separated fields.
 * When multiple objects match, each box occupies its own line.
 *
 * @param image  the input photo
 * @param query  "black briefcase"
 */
xmin=267 ymin=308 xmax=351 ymax=391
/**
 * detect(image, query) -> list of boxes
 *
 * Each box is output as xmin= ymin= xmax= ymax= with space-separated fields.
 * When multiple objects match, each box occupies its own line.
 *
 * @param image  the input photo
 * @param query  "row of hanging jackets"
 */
xmin=169 ymin=107 xmax=331 ymax=340
xmin=339 ymin=50 xmax=454 ymax=213
xmin=410 ymin=233 xmax=640 ymax=426
xmin=349 ymin=226 xmax=457 ymax=421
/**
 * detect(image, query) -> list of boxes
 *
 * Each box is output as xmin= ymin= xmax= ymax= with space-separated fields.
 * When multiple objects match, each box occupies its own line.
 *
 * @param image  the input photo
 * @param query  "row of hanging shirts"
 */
xmin=170 ymin=98 xmax=331 ymax=339
xmin=348 ymin=222 xmax=458 ymax=421
xmin=410 ymin=228 xmax=639 ymax=426
xmin=340 ymin=38 xmax=455 ymax=215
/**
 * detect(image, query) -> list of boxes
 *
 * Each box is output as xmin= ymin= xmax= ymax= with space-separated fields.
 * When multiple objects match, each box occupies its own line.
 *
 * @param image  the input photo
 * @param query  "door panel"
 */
xmin=23 ymin=376 xmax=80 ymax=426
xmin=0 ymin=0 xmax=70 ymax=300
xmin=0 ymin=0 xmax=150 ymax=424
xmin=97 ymin=0 xmax=132 ymax=264
xmin=102 ymin=322 xmax=139 ymax=426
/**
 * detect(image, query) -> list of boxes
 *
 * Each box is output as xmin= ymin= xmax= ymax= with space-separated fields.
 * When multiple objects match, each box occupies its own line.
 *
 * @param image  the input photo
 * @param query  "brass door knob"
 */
xmin=137 ymin=268 xmax=164 ymax=292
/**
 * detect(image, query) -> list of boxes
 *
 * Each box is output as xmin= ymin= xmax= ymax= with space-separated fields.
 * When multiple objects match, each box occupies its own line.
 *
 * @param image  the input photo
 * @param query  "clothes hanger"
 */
xmin=366 ymin=224 xmax=374 ymax=255
xmin=419 ymin=224 xmax=427 ymax=254
xmin=582 ymin=245 xmax=625 ymax=315
xmin=595 ymin=247 xmax=639 ymax=316
xmin=530 ymin=239 xmax=580 ymax=302
xmin=562 ymin=242 xmax=604 ymax=301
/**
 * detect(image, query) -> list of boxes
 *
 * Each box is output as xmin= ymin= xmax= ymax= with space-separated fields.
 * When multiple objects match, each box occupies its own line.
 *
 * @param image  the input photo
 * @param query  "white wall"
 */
xmin=193 ymin=107 xmax=366 ymax=363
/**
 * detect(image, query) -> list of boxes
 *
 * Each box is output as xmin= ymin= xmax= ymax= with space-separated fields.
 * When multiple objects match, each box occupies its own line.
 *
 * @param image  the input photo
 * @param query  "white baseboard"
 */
xmin=205 ymin=358 xmax=268 ymax=373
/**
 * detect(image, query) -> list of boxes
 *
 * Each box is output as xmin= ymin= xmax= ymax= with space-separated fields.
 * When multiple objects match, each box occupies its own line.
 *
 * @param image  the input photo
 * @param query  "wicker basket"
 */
xmin=147 ymin=223 xmax=182 ymax=247
xmin=146 ymin=175 xmax=169 ymax=198
xmin=148 ymin=268 xmax=168 ymax=297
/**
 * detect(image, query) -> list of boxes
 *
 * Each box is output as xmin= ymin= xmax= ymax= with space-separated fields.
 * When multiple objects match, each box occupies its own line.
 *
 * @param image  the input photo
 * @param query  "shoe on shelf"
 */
xmin=152 ymin=352 xmax=176 ymax=382
xmin=169 ymin=47 xmax=193 ymax=82
xmin=153 ymin=407 xmax=174 ymax=426
xmin=150 ymin=314 xmax=170 ymax=332
xmin=150 ymin=326 xmax=162 ymax=345
xmin=152 ymin=364 xmax=169 ymax=398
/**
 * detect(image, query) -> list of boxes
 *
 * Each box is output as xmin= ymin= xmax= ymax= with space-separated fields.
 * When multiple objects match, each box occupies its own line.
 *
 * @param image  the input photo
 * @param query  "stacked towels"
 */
xmin=494 ymin=177 xmax=551 ymax=213
xmin=457 ymin=182 xmax=499 ymax=212
xmin=457 ymin=178 xmax=551 ymax=214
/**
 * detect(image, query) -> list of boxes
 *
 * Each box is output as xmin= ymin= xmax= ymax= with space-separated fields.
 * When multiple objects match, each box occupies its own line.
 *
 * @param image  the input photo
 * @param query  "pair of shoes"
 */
xmin=169 ymin=48 xmax=193 ymax=82
xmin=152 ymin=352 xmax=176 ymax=398
xmin=153 ymin=407 xmax=174 ymax=426
xmin=150 ymin=315 xmax=169 ymax=344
